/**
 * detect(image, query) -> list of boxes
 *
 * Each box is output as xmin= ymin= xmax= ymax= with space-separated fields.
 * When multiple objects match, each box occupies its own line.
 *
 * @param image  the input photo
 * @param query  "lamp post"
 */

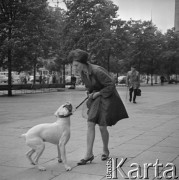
xmin=104 ymin=38 xmax=111 ymax=72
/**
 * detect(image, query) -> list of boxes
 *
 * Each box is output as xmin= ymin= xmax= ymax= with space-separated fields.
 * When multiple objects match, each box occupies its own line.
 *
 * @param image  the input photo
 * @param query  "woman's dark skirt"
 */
xmin=87 ymin=89 xmax=129 ymax=126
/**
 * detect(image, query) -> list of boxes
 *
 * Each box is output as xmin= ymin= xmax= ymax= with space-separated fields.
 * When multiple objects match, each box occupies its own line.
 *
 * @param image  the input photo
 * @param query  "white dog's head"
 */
xmin=54 ymin=102 xmax=73 ymax=118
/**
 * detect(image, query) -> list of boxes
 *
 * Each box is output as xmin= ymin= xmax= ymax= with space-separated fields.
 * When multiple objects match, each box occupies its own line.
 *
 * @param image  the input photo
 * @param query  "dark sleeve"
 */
xmin=94 ymin=67 xmax=115 ymax=98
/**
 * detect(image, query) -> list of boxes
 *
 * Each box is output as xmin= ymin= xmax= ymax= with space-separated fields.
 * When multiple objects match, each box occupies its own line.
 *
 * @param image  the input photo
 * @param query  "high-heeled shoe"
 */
xmin=77 ymin=155 xmax=94 ymax=165
xmin=101 ymin=152 xmax=110 ymax=161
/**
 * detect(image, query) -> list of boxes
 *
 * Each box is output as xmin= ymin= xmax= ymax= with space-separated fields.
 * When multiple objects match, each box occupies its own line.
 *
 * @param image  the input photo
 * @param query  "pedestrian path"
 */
xmin=0 ymin=84 xmax=179 ymax=180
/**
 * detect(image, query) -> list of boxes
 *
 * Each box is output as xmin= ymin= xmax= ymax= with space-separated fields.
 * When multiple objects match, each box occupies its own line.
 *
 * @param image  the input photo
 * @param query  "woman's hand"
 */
xmin=88 ymin=93 xmax=94 ymax=99
xmin=92 ymin=92 xmax=101 ymax=99
xmin=88 ymin=91 xmax=101 ymax=100
xmin=86 ymin=91 xmax=90 ymax=97
xmin=86 ymin=92 xmax=100 ymax=108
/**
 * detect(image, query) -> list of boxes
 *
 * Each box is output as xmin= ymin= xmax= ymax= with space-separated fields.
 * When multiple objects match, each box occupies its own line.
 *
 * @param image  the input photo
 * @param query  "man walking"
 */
xmin=69 ymin=74 xmax=77 ymax=89
xmin=126 ymin=65 xmax=140 ymax=103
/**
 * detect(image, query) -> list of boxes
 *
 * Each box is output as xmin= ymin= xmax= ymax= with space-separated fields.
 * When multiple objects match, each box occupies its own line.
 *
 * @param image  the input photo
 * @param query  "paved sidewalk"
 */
xmin=0 ymin=84 xmax=179 ymax=180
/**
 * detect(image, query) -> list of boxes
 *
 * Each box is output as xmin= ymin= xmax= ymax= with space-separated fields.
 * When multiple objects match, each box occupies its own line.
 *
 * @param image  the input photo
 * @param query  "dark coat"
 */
xmin=126 ymin=70 xmax=140 ymax=89
xmin=81 ymin=63 xmax=129 ymax=126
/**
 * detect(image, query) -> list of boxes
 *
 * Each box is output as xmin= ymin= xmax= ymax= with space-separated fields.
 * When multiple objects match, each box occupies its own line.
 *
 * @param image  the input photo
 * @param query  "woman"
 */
xmin=68 ymin=49 xmax=128 ymax=165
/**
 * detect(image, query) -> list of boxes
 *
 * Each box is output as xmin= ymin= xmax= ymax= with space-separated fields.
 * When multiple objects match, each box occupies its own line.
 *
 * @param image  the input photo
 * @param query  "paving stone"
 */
xmin=0 ymin=85 xmax=179 ymax=180
xmin=0 ymin=166 xmax=26 ymax=180
xmin=113 ymin=143 xmax=151 ymax=151
xmin=5 ymin=167 xmax=61 ymax=180
xmin=124 ymin=151 xmax=178 ymax=166
xmin=52 ymin=172 xmax=104 ymax=180
xmin=148 ymin=146 xmax=179 ymax=155
xmin=124 ymin=138 xmax=160 ymax=146
xmin=156 ymin=137 xmax=179 ymax=148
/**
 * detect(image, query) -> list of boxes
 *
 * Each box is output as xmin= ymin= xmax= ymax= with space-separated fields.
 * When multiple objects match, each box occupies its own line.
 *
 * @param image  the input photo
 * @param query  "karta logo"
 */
xmin=106 ymin=158 xmax=178 ymax=179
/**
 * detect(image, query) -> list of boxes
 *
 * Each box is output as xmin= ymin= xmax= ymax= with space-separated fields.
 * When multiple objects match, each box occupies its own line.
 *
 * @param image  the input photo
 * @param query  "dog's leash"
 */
xmin=73 ymin=96 xmax=89 ymax=113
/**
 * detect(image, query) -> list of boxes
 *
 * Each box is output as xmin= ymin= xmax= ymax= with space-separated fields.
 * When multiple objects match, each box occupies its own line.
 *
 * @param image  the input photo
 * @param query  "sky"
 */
xmin=48 ymin=0 xmax=175 ymax=33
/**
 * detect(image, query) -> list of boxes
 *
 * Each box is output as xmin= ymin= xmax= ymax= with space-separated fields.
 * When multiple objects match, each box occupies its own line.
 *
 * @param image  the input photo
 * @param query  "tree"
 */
xmin=48 ymin=7 xmax=68 ymax=83
xmin=160 ymin=29 xmax=179 ymax=82
xmin=122 ymin=20 xmax=164 ymax=85
xmin=63 ymin=0 xmax=119 ymax=67
xmin=0 ymin=0 xmax=28 ymax=95
xmin=19 ymin=0 xmax=55 ymax=84
xmin=0 ymin=0 xmax=56 ymax=93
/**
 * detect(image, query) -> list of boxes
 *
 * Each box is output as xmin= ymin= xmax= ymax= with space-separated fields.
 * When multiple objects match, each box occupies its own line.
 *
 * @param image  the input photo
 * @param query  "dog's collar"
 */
xmin=58 ymin=112 xmax=73 ymax=118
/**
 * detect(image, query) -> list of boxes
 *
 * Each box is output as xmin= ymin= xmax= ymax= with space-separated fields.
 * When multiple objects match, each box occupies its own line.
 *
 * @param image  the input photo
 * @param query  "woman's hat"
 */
xmin=68 ymin=49 xmax=89 ymax=64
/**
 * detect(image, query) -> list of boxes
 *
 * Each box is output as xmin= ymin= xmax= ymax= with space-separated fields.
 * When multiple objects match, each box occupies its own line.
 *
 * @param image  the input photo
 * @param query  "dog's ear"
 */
xmin=54 ymin=106 xmax=62 ymax=117
xmin=54 ymin=108 xmax=59 ymax=117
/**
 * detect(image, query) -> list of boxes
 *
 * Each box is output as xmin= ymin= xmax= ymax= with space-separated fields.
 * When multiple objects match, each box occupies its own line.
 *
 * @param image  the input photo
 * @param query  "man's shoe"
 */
xmin=133 ymin=101 xmax=137 ymax=104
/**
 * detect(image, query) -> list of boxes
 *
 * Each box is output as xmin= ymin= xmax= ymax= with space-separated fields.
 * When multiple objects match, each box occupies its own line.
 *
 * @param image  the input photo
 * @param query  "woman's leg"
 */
xmin=99 ymin=126 xmax=109 ymax=155
xmin=84 ymin=121 xmax=96 ymax=159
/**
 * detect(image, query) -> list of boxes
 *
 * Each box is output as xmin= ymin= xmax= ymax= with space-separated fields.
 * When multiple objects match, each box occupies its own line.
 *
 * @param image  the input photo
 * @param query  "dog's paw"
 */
xmin=38 ymin=165 xmax=46 ymax=171
xmin=65 ymin=165 xmax=72 ymax=171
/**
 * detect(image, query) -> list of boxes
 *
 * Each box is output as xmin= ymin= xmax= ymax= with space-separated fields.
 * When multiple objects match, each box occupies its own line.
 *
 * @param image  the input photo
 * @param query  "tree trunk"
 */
xmin=151 ymin=58 xmax=154 ymax=86
xmin=138 ymin=58 xmax=141 ymax=84
xmin=63 ymin=64 xmax=65 ymax=84
xmin=167 ymin=74 xmax=170 ymax=83
xmin=154 ymin=75 xmax=158 ymax=84
xmin=138 ymin=54 xmax=142 ymax=74
xmin=8 ymin=48 xmax=12 ymax=96
xmin=146 ymin=73 xmax=149 ymax=84
xmin=107 ymin=48 xmax=111 ymax=72
xmin=70 ymin=64 xmax=72 ymax=76
xmin=175 ymin=74 xmax=178 ymax=84
xmin=33 ymin=60 xmax=36 ymax=85
xmin=151 ymin=74 xmax=153 ymax=86
xmin=8 ymin=26 xmax=12 ymax=96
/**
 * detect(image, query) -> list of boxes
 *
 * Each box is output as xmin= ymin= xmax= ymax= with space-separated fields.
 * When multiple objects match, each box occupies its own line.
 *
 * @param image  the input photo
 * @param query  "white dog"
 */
xmin=21 ymin=102 xmax=73 ymax=171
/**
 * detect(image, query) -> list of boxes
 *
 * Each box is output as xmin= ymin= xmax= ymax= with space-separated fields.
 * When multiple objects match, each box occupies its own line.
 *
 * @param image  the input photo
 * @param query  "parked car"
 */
xmin=0 ymin=71 xmax=20 ymax=84
xmin=0 ymin=75 xmax=8 ymax=83
xmin=65 ymin=75 xmax=81 ymax=85
xmin=65 ymin=75 xmax=71 ymax=83
xmin=29 ymin=75 xmax=40 ymax=83
xmin=12 ymin=74 xmax=20 ymax=84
